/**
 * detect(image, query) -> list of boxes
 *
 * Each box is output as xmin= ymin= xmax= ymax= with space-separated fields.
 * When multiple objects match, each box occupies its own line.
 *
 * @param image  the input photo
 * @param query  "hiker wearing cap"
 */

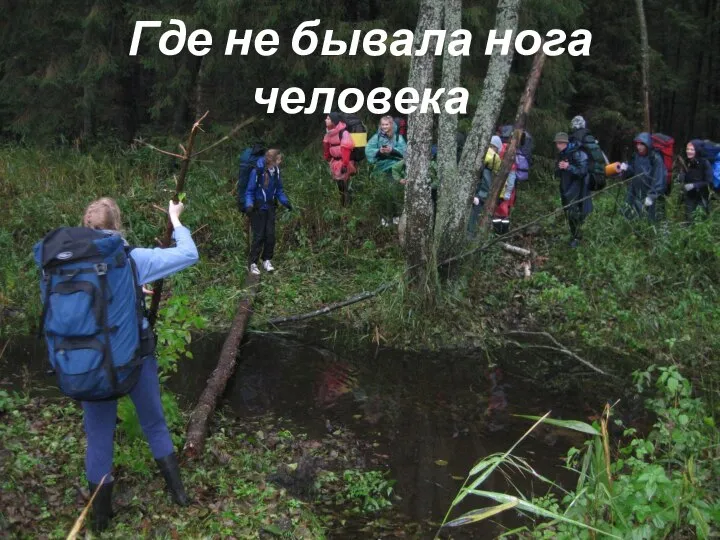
xmin=365 ymin=116 xmax=407 ymax=174
xmin=555 ymin=132 xmax=591 ymax=247
xmin=618 ymin=132 xmax=667 ymax=222
xmin=323 ymin=112 xmax=357 ymax=207
xmin=468 ymin=135 xmax=505 ymax=237
xmin=679 ymin=140 xmax=712 ymax=222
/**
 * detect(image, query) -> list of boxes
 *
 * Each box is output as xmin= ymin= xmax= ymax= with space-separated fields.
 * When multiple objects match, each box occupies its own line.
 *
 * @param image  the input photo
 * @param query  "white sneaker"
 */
xmin=249 ymin=263 xmax=260 ymax=275
xmin=262 ymin=260 xmax=275 ymax=272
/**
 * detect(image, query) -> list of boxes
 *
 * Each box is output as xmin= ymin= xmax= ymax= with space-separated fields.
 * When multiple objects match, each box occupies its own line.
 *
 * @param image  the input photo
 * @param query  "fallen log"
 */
xmin=500 ymin=243 xmax=531 ymax=257
xmin=183 ymin=273 xmax=260 ymax=459
xmin=505 ymin=330 xmax=612 ymax=376
xmin=267 ymin=283 xmax=393 ymax=326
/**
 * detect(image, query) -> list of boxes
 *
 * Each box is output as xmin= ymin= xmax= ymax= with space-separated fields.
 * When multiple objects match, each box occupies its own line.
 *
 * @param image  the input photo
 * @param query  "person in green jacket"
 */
xmin=365 ymin=116 xmax=407 ymax=175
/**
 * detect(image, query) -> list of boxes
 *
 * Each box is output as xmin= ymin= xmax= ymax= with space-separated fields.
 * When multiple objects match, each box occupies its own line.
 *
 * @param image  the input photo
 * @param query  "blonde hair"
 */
xmin=380 ymin=116 xmax=395 ymax=136
xmin=83 ymin=197 xmax=123 ymax=231
xmin=263 ymin=149 xmax=283 ymax=188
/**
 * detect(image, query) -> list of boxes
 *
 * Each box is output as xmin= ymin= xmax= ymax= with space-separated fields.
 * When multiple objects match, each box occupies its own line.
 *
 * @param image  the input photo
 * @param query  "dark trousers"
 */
xmin=336 ymin=179 xmax=351 ymax=207
xmin=249 ymin=206 xmax=276 ymax=265
xmin=683 ymin=193 xmax=710 ymax=223
xmin=82 ymin=357 xmax=173 ymax=483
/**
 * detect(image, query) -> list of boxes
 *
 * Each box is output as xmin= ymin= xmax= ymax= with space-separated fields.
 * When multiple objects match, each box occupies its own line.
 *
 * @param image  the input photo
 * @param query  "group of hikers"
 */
xmin=319 ymin=112 xmax=720 ymax=249
xmin=553 ymin=116 xmax=718 ymax=246
xmin=31 ymin=111 xmax=720 ymax=533
xmin=236 ymin=112 xmax=720 ymax=276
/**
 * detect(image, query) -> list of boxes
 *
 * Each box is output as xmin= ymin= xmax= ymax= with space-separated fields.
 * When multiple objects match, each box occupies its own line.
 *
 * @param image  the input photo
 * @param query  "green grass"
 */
xmin=2 ymin=142 xmax=720 ymax=372
xmin=0 ymin=143 xmax=405 ymax=340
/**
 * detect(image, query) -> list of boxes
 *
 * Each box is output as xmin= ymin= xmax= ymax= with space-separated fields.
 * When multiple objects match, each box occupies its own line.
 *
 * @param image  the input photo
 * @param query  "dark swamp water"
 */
xmin=1 ymin=330 xmax=626 ymax=538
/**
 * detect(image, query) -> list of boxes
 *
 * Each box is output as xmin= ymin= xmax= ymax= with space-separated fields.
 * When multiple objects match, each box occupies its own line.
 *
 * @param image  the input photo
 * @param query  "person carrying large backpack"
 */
xmin=569 ymin=116 xmax=608 ymax=191
xmin=245 ymin=148 xmax=293 ymax=275
xmin=554 ymin=132 xmax=592 ymax=247
xmin=467 ymin=135 xmax=505 ymax=238
xmin=679 ymin=139 xmax=712 ymax=222
xmin=236 ymin=143 xmax=266 ymax=213
xmin=33 ymin=197 xmax=199 ymax=532
xmin=618 ymin=132 xmax=667 ymax=222
xmin=323 ymin=112 xmax=358 ymax=207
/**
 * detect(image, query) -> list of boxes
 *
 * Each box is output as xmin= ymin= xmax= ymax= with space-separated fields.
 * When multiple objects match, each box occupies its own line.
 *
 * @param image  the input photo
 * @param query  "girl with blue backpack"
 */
xmin=65 ymin=197 xmax=198 ymax=531
xmin=244 ymin=148 xmax=293 ymax=275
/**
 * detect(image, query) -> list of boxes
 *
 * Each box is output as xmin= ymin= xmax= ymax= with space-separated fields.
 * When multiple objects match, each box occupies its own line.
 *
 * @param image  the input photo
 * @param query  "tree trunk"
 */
xmin=193 ymin=56 xmax=207 ymax=125
xmin=480 ymin=51 xmax=546 ymax=231
xmin=172 ymin=55 xmax=203 ymax=134
xmin=432 ymin=0 xmax=462 ymax=257
xmin=184 ymin=274 xmax=260 ymax=458
xmin=635 ymin=0 xmax=651 ymax=132
xmin=436 ymin=0 xmax=521 ymax=261
xmin=402 ymin=0 xmax=443 ymax=296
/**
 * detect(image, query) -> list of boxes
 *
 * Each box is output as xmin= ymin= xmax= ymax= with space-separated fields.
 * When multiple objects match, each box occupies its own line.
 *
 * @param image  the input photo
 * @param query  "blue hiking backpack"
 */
xmin=697 ymin=140 xmax=720 ymax=191
xmin=34 ymin=227 xmax=153 ymax=401
xmin=237 ymin=144 xmax=266 ymax=212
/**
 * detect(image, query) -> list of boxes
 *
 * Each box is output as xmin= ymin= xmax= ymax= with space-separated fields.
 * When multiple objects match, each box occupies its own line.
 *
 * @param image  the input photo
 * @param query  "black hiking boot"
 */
xmin=155 ymin=453 xmax=191 ymax=506
xmin=88 ymin=480 xmax=114 ymax=532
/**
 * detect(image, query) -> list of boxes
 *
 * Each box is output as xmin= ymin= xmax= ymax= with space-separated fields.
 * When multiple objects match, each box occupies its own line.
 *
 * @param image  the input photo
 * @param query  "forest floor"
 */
xmin=0 ymin=392 xmax=427 ymax=539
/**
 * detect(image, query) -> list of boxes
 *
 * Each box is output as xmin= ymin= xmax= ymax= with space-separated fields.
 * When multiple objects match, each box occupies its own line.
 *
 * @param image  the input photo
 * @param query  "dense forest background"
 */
xmin=1 ymin=0 xmax=719 ymax=156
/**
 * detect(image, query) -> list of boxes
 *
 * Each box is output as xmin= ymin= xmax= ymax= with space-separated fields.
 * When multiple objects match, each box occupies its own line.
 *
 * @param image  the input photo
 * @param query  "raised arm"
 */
xmin=130 ymin=201 xmax=199 ymax=284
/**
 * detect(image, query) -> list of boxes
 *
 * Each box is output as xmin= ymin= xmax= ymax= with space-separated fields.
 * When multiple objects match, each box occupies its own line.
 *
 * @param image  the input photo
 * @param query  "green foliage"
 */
xmin=530 ymin=367 xmax=720 ymax=539
xmin=117 ymin=294 xmax=207 ymax=446
xmin=337 ymin=470 xmax=395 ymax=513
xmin=153 ymin=295 xmax=208 ymax=382
xmin=441 ymin=368 xmax=720 ymax=538
xmin=0 ymin=390 xmax=28 ymax=414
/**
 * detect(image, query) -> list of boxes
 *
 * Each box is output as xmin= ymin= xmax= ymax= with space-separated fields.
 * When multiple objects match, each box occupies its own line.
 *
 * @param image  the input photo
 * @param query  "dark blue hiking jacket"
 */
xmin=245 ymin=157 xmax=290 ymax=211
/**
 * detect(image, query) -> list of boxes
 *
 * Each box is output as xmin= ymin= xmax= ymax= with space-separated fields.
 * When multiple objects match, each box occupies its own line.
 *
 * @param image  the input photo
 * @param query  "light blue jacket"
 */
xmin=128 ymin=225 xmax=199 ymax=285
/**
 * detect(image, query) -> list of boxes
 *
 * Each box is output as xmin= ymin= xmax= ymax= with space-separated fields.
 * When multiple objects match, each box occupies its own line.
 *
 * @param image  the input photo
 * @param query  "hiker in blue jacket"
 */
xmin=679 ymin=140 xmax=712 ymax=222
xmin=620 ymin=132 xmax=667 ymax=222
xmin=554 ymin=132 xmax=591 ymax=247
xmin=79 ymin=197 xmax=199 ymax=531
xmin=244 ymin=148 xmax=292 ymax=275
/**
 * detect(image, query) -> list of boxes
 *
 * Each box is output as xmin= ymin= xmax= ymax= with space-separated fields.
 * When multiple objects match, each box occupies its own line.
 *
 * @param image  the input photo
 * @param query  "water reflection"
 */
xmin=1 ymin=332 xmax=597 ymax=537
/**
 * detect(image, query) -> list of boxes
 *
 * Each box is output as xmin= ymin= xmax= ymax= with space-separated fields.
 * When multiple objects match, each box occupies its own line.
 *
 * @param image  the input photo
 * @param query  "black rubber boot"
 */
xmin=155 ymin=453 xmax=190 ymax=506
xmin=88 ymin=480 xmax=114 ymax=532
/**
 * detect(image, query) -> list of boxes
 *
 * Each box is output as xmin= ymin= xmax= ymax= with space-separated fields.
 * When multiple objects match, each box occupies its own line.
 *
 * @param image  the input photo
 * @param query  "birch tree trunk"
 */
xmin=403 ymin=0 xmax=443 ymax=296
xmin=432 ymin=0 xmax=462 ymax=257
xmin=635 ymin=0 xmax=651 ymax=132
xmin=434 ymin=0 xmax=521 ymax=261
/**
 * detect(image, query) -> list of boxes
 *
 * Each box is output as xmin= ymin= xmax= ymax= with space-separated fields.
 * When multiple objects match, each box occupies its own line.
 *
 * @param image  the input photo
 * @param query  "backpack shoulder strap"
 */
xmin=125 ymin=246 xmax=145 ymax=312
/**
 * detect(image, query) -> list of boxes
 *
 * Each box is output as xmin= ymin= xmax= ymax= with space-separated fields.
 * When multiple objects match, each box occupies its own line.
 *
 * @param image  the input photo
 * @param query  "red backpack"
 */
xmin=393 ymin=117 xmax=407 ymax=138
xmin=651 ymin=133 xmax=674 ymax=194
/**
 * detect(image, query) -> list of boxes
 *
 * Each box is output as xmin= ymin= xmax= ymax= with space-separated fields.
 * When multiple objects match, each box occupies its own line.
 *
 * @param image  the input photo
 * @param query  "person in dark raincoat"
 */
xmin=620 ymin=132 xmax=667 ymax=222
xmin=554 ymin=132 xmax=591 ymax=247
xmin=569 ymin=115 xmax=590 ymax=145
xmin=679 ymin=140 xmax=712 ymax=223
